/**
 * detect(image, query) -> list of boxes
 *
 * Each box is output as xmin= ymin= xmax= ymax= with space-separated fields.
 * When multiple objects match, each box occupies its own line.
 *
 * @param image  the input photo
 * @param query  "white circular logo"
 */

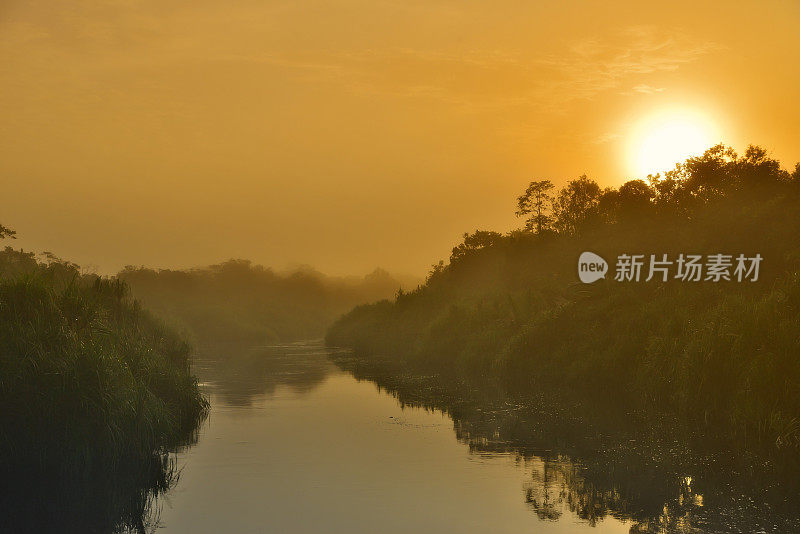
xmin=578 ymin=252 xmax=608 ymax=283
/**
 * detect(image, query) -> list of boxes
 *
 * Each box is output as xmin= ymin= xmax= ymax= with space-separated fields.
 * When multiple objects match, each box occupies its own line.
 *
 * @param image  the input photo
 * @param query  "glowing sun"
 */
xmin=628 ymin=109 xmax=719 ymax=177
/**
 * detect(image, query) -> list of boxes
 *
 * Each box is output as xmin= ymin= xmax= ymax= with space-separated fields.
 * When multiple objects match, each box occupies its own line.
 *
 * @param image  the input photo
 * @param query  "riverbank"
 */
xmin=326 ymin=147 xmax=800 ymax=456
xmin=0 ymin=248 xmax=208 ymax=532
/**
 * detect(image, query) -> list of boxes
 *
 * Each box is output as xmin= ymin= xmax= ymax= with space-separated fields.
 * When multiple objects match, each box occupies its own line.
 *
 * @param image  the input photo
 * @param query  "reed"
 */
xmin=0 ymin=249 xmax=208 ymax=530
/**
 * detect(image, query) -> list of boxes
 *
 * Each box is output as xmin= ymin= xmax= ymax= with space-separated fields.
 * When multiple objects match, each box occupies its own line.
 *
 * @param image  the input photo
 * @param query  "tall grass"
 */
xmin=0 ymin=248 xmax=208 ymax=532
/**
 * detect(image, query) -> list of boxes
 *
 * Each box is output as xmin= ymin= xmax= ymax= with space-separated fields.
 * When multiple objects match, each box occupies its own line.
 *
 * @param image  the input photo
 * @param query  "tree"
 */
xmin=551 ymin=175 xmax=601 ymax=235
xmin=0 ymin=224 xmax=15 ymax=240
xmin=618 ymin=179 xmax=654 ymax=219
xmin=648 ymin=144 xmax=790 ymax=211
xmin=735 ymin=145 xmax=789 ymax=193
xmin=596 ymin=187 xmax=621 ymax=225
xmin=450 ymin=230 xmax=504 ymax=263
xmin=516 ymin=180 xmax=555 ymax=234
xmin=682 ymin=144 xmax=738 ymax=203
xmin=647 ymin=168 xmax=691 ymax=216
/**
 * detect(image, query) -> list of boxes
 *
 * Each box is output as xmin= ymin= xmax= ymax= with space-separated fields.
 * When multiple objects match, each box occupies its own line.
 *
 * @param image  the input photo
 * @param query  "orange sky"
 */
xmin=1 ymin=1 xmax=798 ymax=276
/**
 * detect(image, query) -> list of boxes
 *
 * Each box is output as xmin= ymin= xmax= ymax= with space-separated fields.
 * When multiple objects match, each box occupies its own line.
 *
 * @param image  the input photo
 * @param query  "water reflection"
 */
xmin=0 ymin=443 xmax=191 ymax=534
xmin=191 ymin=341 xmax=338 ymax=405
xmin=158 ymin=343 xmax=632 ymax=533
xmin=18 ymin=342 xmax=795 ymax=532
xmin=332 ymin=352 xmax=800 ymax=533
xmin=0 ymin=343 xmax=336 ymax=534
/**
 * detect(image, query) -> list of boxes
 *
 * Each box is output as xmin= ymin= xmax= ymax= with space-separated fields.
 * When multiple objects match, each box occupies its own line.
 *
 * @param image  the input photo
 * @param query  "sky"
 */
xmin=1 ymin=0 xmax=798 ymax=276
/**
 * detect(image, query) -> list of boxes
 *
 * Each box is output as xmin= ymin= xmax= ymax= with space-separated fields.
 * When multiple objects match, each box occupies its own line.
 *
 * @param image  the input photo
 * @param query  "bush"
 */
xmin=0 ymin=250 xmax=208 ymax=532
xmin=326 ymin=146 xmax=800 ymax=453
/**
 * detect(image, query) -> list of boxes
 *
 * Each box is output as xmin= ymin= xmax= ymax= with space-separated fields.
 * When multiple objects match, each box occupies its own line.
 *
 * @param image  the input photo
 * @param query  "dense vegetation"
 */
xmin=327 ymin=145 xmax=800 ymax=453
xmin=120 ymin=261 xmax=415 ymax=345
xmin=0 ymin=246 xmax=208 ymax=532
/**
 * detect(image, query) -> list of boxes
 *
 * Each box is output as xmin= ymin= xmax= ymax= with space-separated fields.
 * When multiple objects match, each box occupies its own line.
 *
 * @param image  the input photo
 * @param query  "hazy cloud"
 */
xmin=630 ymin=84 xmax=667 ymax=94
xmin=594 ymin=132 xmax=623 ymax=144
xmin=223 ymin=28 xmax=719 ymax=113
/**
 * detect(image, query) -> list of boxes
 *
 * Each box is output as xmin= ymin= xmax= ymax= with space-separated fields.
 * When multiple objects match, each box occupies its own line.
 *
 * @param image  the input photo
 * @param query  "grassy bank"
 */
xmin=0 ymin=247 xmax=208 ymax=532
xmin=327 ymin=145 xmax=800 ymax=453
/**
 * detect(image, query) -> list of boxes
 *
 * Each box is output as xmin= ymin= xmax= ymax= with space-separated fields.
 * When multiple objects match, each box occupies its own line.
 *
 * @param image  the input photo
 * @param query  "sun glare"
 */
xmin=628 ymin=109 xmax=719 ymax=178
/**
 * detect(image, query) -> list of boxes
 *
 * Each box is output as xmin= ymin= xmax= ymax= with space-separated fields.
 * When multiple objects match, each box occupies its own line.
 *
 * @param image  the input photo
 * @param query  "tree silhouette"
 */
xmin=516 ymin=180 xmax=555 ymax=234
xmin=551 ymin=175 xmax=601 ymax=235
xmin=0 ymin=224 xmax=15 ymax=240
xmin=597 ymin=179 xmax=655 ymax=224
xmin=450 ymin=230 xmax=504 ymax=263
xmin=515 ymin=145 xmax=795 ymax=234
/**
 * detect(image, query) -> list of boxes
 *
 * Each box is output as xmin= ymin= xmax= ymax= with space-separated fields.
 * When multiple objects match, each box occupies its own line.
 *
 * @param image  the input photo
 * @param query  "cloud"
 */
xmin=533 ymin=27 xmax=719 ymax=104
xmin=0 ymin=4 xmax=722 ymax=148
xmin=1 ymin=3 xmax=719 ymax=115
xmin=594 ymin=132 xmax=623 ymax=144
xmin=229 ymin=27 xmax=719 ymax=113
xmin=629 ymin=84 xmax=667 ymax=94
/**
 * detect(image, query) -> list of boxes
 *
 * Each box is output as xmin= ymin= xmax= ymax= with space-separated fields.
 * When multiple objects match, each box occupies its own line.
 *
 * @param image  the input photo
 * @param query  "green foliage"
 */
xmin=0 ymin=247 xmax=209 ymax=531
xmin=327 ymin=145 xmax=800 ymax=453
xmin=0 ymin=249 xmax=208 ymax=475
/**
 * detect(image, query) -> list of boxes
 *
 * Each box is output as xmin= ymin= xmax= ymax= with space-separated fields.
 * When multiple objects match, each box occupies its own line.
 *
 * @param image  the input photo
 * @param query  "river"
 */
xmin=150 ymin=341 xmax=799 ymax=533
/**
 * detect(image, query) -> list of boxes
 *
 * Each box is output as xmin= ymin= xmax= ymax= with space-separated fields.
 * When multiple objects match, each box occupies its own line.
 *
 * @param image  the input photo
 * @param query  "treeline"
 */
xmin=120 ymin=261 xmax=416 ymax=346
xmin=0 ymin=246 xmax=208 ymax=531
xmin=327 ymin=145 xmax=800 ymax=453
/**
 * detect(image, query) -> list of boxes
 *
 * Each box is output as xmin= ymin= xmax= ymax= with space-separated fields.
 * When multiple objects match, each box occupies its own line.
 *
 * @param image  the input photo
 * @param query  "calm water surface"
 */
xmin=152 ymin=342 xmax=799 ymax=533
xmin=155 ymin=342 xmax=629 ymax=533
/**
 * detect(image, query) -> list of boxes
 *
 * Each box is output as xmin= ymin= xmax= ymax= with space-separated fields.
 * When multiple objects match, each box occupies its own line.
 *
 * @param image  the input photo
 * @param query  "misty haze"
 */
xmin=2 ymin=1 xmax=800 ymax=533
